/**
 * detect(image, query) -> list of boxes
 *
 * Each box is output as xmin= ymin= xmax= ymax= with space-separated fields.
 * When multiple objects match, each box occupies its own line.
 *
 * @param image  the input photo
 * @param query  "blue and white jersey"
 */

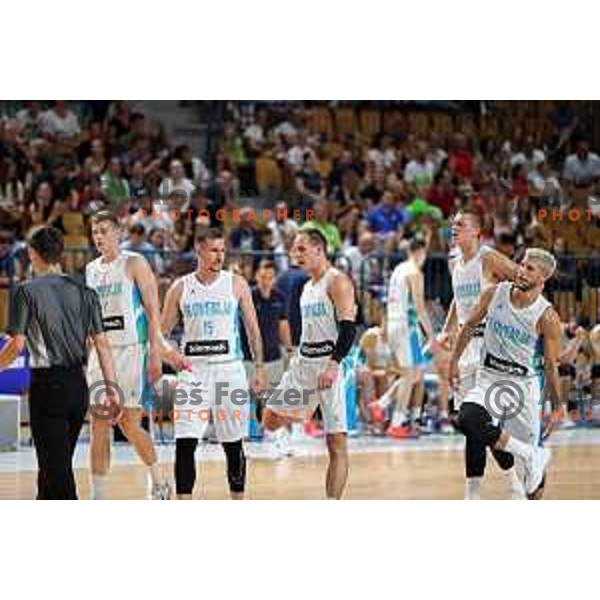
xmin=86 ymin=251 xmax=148 ymax=347
xmin=482 ymin=282 xmax=551 ymax=379
xmin=179 ymin=270 xmax=242 ymax=364
xmin=450 ymin=245 xmax=493 ymax=328
xmin=387 ymin=260 xmax=420 ymax=330
xmin=299 ymin=267 xmax=339 ymax=360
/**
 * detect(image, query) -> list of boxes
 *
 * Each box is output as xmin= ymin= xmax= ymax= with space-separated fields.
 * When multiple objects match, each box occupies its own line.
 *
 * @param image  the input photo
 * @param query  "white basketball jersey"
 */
xmin=179 ymin=270 xmax=242 ymax=363
xmin=387 ymin=260 xmax=419 ymax=329
xmin=86 ymin=251 xmax=148 ymax=347
xmin=450 ymin=246 xmax=492 ymax=327
xmin=482 ymin=282 xmax=551 ymax=378
xmin=299 ymin=268 xmax=339 ymax=359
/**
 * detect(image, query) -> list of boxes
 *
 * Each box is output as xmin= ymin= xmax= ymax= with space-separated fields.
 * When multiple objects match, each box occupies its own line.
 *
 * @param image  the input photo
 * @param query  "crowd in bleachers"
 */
xmin=3 ymin=100 xmax=600 ymax=436
xmin=2 ymin=100 xmax=600 ymax=328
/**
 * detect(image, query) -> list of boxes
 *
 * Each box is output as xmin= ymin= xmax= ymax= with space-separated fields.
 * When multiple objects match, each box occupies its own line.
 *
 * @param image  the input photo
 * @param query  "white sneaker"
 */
xmin=272 ymin=429 xmax=294 ymax=459
xmin=510 ymin=483 xmax=527 ymax=500
xmin=524 ymin=447 xmax=551 ymax=496
xmin=151 ymin=482 xmax=172 ymax=500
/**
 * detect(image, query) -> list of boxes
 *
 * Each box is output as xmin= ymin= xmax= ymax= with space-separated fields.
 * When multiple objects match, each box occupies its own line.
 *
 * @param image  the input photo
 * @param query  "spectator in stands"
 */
xmin=404 ymin=140 xmax=436 ymax=195
xmin=300 ymin=198 xmax=342 ymax=254
xmin=120 ymin=223 xmax=155 ymax=259
xmin=338 ymin=230 xmax=378 ymax=289
xmin=366 ymin=190 xmax=409 ymax=241
xmin=148 ymin=227 xmax=169 ymax=277
xmin=229 ymin=207 xmax=260 ymax=253
xmin=173 ymin=145 xmax=210 ymax=190
xmin=158 ymin=159 xmax=195 ymax=201
xmin=563 ymin=135 xmax=600 ymax=209
xmin=448 ymin=132 xmax=473 ymax=179
xmin=41 ymin=101 xmax=81 ymax=139
xmin=0 ymin=231 xmax=18 ymax=287
xmin=100 ymin=157 xmax=130 ymax=205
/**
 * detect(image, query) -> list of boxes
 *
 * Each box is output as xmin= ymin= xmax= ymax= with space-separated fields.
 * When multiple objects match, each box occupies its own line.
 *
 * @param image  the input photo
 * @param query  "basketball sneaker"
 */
xmin=524 ymin=446 xmax=551 ymax=497
xmin=386 ymin=424 xmax=420 ymax=439
xmin=151 ymin=482 xmax=172 ymax=500
xmin=367 ymin=402 xmax=385 ymax=423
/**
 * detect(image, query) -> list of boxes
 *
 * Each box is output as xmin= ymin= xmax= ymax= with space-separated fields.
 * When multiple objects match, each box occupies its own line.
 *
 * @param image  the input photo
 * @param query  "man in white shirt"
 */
xmin=158 ymin=159 xmax=195 ymax=201
xmin=41 ymin=101 xmax=81 ymax=138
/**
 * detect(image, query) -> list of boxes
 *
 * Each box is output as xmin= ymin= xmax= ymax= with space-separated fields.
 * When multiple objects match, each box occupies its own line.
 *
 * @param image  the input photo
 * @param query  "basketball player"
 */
xmin=86 ymin=211 xmax=170 ymax=500
xmin=449 ymin=248 xmax=563 ymax=500
xmin=384 ymin=238 xmax=438 ymax=438
xmin=442 ymin=208 xmax=526 ymax=498
xmin=160 ymin=228 xmax=265 ymax=500
xmin=263 ymin=229 xmax=357 ymax=499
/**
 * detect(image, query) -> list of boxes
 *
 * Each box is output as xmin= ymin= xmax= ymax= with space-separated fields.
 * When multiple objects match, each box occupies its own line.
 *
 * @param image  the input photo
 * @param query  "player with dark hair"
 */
xmin=160 ymin=227 xmax=265 ymax=499
xmin=380 ymin=237 xmax=439 ymax=438
xmin=263 ymin=229 xmax=357 ymax=499
xmin=0 ymin=227 xmax=118 ymax=499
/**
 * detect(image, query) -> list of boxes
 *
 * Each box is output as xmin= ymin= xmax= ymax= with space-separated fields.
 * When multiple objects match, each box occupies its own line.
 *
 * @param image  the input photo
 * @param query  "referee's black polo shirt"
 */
xmin=7 ymin=274 xmax=104 ymax=369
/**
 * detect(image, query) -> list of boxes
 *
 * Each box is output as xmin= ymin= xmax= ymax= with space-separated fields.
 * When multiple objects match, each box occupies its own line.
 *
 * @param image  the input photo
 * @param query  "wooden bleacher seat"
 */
xmin=255 ymin=156 xmax=282 ymax=192
xmin=359 ymin=109 xmax=381 ymax=138
xmin=63 ymin=212 xmax=85 ymax=235
xmin=334 ymin=107 xmax=356 ymax=136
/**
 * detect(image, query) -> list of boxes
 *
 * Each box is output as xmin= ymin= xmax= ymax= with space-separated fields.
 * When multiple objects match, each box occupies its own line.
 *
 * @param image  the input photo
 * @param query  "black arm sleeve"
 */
xmin=331 ymin=320 xmax=357 ymax=363
xmin=84 ymin=287 xmax=105 ymax=337
xmin=7 ymin=285 xmax=29 ymax=336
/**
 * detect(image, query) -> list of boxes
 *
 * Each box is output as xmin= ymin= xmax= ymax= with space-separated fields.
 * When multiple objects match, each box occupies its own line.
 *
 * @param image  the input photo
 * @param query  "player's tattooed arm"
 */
xmin=540 ymin=308 xmax=564 ymax=420
xmin=234 ymin=274 xmax=265 ymax=393
xmin=159 ymin=278 xmax=191 ymax=371
xmin=482 ymin=248 xmax=518 ymax=283
xmin=449 ymin=285 xmax=496 ymax=386
xmin=129 ymin=254 xmax=162 ymax=383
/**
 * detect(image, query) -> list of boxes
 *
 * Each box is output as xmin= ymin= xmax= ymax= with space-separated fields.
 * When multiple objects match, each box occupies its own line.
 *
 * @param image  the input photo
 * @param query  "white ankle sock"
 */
xmin=503 ymin=467 xmax=525 ymax=498
xmin=148 ymin=462 xmax=161 ymax=487
xmin=391 ymin=409 xmax=407 ymax=427
xmin=465 ymin=477 xmax=482 ymax=500
xmin=91 ymin=474 xmax=109 ymax=500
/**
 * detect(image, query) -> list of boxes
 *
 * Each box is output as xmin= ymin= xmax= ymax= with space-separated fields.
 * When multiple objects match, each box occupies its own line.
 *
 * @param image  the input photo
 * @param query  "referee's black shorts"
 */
xmin=29 ymin=366 xmax=89 ymax=500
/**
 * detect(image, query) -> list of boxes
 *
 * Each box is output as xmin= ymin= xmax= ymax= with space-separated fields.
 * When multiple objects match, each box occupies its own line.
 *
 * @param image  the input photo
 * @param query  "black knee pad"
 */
xmin=491 ymin=448 xmax=515 ymax=471
xmin=458 ymin=402 xmax=502 ymax=447
xmin=175 ymin=438 xmax=198 ymax=495
xmin=222 ymin=440 xmax=246 ymax=494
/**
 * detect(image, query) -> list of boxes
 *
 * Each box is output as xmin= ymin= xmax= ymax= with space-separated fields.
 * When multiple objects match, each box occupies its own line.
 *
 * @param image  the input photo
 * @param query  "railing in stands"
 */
xmin=2 ymin=250 xmax=600 ymax=328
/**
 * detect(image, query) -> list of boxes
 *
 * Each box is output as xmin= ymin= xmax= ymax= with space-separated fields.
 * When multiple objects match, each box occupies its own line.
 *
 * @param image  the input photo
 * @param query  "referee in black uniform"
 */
xmin=0 ymin=227 xmax=119 ymax=500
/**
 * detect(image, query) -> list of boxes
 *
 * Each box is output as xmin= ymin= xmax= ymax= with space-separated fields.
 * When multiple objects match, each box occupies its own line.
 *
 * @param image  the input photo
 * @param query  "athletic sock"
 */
xmin=439 ymin=410 xmax=449 ymax=420
xmin=503 ymin=467 xmax=525 ymax=499
xmin=465 ymin=477 xmax=482 ymax=500
xmin=91 ymin=474 xmax=109 ymax=500
xmin=390 ymin=408 xmax=407 ymax=428
xmin=504 ymin=436 xmax=533 ymax=462
xmin=148 ymin=462 xmax=161 ymax=487
xmin=377 ymin=380 xmax=400 ymax=410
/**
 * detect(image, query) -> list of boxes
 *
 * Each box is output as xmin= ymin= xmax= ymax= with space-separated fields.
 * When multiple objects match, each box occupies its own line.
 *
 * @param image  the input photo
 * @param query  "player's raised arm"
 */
xmin=482 ymin=247 xmax=518 ymax=283
xmin=234 ymin=273 xmax=265 ymax=392
xmin=449 ymin=284 xmax=497 ymax=385
xmin=540 ymin=307 xmax=564 ymax=438
xmin=129 ymin=254 xmax=162 ymax=383
xmin=160 ymin=278 xmax=191 ymax=371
